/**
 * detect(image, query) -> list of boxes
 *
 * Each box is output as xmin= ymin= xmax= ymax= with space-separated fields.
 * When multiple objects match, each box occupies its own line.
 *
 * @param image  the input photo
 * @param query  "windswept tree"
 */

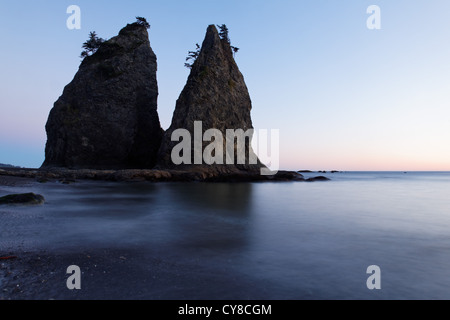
xmin=135 ymin=16 xmax=151 ymax=29
xmin=80 ymin=31 xmax=105 ymax=59
xmin=217 ymin=24 xmax=230 ymax=43
xmin=231 ymin=46 xmax=240 ymax=57
xmin=184 ymin=43 xmax=201 ymax=69
xmin=217 ymin=24 xmax=240 ymax=57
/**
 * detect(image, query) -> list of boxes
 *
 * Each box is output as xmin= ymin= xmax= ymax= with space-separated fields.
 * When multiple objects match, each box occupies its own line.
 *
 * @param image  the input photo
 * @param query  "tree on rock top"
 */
xmin=217 ymin=24 xmax=240 ymax=56
xmin=217 ymin=24 xmax=230 ymax=43
xmin=80 ymin=31 xmax=105 ymax=59
xmin=135 ymin=17 xmax=151 ymax=29
xmin=185 ymin=24 xmax=240 ymax=69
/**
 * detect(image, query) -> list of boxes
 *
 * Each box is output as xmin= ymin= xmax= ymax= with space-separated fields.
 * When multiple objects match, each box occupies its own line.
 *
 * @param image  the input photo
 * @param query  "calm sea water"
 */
xmin=1 ymin=172 xmax=450 ymax=299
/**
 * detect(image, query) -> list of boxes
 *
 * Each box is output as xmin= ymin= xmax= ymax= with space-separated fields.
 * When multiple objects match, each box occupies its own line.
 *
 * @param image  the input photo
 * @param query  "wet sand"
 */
xmin=1 ymin=248 xmax=272 ymax=300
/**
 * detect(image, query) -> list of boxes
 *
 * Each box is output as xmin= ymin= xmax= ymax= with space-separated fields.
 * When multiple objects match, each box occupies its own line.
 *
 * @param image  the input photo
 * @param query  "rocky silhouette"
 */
xmin=157 ymin=25 xmax=264 ymax=174
xmin=43 ymin=22 xmax=163 ymax=169
xmin=27 ymin=22 xmax=317 ymax=183
xmin=0 ymin=167 xmax=306 ymax=183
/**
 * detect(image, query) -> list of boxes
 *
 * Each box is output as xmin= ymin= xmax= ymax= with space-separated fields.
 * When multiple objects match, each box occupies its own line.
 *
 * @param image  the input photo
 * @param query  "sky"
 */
xmin=1 ymin=0 xmax=450 ymax=171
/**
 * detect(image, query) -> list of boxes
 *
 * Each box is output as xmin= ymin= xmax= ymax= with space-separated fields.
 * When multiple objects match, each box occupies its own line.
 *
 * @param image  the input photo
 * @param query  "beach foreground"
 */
xmin=0 ymin=175 xmax=306 ymax=300
xmin=1 ymin=172 xmax=450 ymax=300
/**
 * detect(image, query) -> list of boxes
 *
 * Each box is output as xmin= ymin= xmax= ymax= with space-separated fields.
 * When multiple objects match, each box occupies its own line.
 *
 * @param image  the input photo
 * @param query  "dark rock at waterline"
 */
xmin=36 ymin=177 xmax=49 ymax=183
xmin=0 ymin=193 xmax=45 ymax=205
xmin=0 ymin=168 xmax=305 ymax=183
xmin=306 ymin=176 xmax=331 ymax=182
xmin=43 ymin=22 xmax=163 ymax=169
xmin=270 ymin=171 xmax=305 ymax=181
xmin=157 ymin=25 xmax=264 ymax=174
xmin=204 ymin=171 xmax=305 ymax=182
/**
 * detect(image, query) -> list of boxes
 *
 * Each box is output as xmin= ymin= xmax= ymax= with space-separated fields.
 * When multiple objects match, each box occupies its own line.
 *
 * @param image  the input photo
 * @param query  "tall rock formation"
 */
xmin=43 ymin=22 xmax=163 ymax=169
xmin=157 ymin=25 xmax=264 ymax=174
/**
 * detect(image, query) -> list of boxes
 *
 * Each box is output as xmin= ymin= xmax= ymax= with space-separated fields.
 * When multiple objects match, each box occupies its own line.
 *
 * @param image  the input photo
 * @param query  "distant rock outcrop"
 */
xmin=0 ymin=163 xmax=21 ymax=169
xmin=157 ymin=25 xmax=264 ymax=174
xmin=43 ymin=22 xmax=163 ymax=169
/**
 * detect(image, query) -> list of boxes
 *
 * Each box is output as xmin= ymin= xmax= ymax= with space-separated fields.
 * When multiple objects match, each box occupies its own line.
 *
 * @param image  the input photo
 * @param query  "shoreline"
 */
xmin=0 ymin=167 xmax=318 ymax=183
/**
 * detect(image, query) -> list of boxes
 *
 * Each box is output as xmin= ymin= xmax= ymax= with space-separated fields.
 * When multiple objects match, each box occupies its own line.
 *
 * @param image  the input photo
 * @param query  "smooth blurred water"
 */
xmin=1 ymin=172 xmax=450 ymax=299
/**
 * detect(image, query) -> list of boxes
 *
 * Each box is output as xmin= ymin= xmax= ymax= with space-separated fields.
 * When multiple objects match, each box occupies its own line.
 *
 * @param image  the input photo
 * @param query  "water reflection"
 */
xmin=160 ymin=183 xmax=254 ymax=252
xmin=32 ymin=181 xmax=256 ymax=254
xmin=167 ymin=183 xmax=253 ymax=212
xmin=46 ymin=182 xmax=162 ymax=219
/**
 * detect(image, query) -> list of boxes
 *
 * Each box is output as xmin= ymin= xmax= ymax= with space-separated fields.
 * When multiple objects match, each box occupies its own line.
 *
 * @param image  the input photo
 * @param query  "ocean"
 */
xmin=1 ymin=171 xmax=450 ymax=299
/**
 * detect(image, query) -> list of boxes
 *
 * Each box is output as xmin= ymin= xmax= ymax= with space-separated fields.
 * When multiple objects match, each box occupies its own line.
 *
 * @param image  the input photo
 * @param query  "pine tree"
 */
xmin=217 ymin=24 xmax=230 ymax=43
xmin=80 ymin=31 xmax=105 ymax=59
xmin=135 ymin=17 xmax=151 ymax=29
xmin=185 ymin=43 xmax=201 ymax=69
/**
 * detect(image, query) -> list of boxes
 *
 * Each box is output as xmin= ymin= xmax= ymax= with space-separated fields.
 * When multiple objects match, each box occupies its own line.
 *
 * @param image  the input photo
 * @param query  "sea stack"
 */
xmin=42 ymin=22 xmax=163 ymax=169
xmin=157 ymin=25 xmax=264 ymax=174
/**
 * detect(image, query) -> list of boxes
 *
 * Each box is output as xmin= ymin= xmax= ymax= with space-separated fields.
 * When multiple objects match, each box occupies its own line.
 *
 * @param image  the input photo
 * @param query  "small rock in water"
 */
xmin=306 ymin=176 xmax=331 ymax=182
xmin=0 ymin=193 xmax=45 ymax=205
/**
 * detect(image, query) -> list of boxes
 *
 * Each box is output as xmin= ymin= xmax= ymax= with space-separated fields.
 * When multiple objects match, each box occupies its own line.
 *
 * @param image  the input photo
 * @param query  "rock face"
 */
xmin=157 ymin=25 xmax=264 ymax=174
xmin=43 ymin=23 xmax=163 ymax=169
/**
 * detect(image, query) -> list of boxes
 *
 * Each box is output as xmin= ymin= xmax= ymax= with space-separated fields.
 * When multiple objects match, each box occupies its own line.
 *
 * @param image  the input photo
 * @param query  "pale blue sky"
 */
xmin=1 ymin=1 xmax=450 ymax=170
